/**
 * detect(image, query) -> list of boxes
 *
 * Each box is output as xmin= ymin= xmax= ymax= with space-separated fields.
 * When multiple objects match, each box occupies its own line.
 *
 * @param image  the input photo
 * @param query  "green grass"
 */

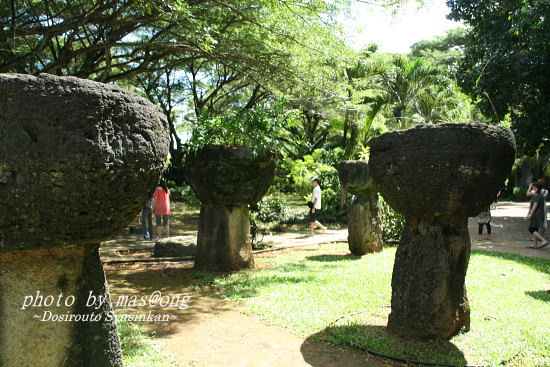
xmin=210 ymin=244 xmax=550 ymax=367
xmin=117 ymin=318 xmax=186 ymax=367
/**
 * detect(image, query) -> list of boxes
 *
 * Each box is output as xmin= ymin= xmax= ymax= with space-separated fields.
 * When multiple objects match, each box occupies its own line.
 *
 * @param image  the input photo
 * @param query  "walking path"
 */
xmin=101 ymin=201 xmax=548 ymax=262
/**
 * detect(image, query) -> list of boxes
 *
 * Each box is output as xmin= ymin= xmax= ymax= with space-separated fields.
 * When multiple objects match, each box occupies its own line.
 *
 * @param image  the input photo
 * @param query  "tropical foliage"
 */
xmin=447 ymin=0 xmax=550 ymax=156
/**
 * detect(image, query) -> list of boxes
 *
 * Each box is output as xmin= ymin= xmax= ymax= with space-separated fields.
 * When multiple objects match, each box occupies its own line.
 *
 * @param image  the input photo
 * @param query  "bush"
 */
xmin=512 ymin=186 xmax=526 ymax=201
xmin=250 ymin=195 xmax=289 ymax=224
xmin=165 ymin=181 xmax=200 ymax=206
xmin=186 ymin=104 xmax=299 ymax=157
xmin=281 ymin=148 xmax=348 ymax=223
xmin=379 ymin=195 xmax=405 ymax=245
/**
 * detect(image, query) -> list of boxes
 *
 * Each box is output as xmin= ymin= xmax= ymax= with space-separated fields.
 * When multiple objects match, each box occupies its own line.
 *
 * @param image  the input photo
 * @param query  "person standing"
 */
xmin=309 ymin=176 xmax=327 ymax=236
xmin=527 ymin=178 xmax=548 ymax=236
xmin=153 ymin=179 xmax=171 ymax=240
xmin=477 ymin=207 xmax=492 ymax=241
xmin=141 ymin=197 xmax=155 ymax=240
xmin=526 ymin=181 xmax=549 ymax=249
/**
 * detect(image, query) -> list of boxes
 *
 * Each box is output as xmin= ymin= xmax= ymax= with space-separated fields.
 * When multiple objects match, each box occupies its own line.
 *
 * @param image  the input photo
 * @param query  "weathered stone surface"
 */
xmin=0 ymin=245 xmax=123 ymax=366
xmin=389 ymin=218 xmax=471 ymax=340
xmin=185 ymin=145 xmax=276 ymax=205
xmin=0 ymin=74 xmax=169 ymax=366
xmin=185 ymin=145 xmax=276 ymax=271
xmin=338 ymin=161 xmax=383 ymax=255
xmin=368 ymin=123 xmax=516 ymax=220
xmin=338 ymin=160 xmax=375 ymax=196
xmin=368 ymin=123 xmax=515 ymax=340
xmin=0 ymin=73 xmax=170 ymax=251
xmin=153 ymin=236 xmax=197 ymax=257
xmin=194 ymin=204 xmax=254 ymax=271
xmin=347 ymin=195 xmax=383 ymax=255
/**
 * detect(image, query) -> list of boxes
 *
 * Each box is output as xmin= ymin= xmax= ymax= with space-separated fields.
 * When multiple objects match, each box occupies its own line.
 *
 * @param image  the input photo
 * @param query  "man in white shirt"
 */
xmin=309 ymin=177 xmax=327 ymax=236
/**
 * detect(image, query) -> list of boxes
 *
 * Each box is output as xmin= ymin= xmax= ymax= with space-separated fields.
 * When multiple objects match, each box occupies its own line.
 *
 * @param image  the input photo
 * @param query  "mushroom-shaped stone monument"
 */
xmin=368 ymin=123 xmax=515 ymax=339
xmin=185 ymin=145 xmax=276 ymax=271
xmin=338 ymin=160 xmax=383 ymax=255
xmin=0 ymin=74 xmax=169 ymax=366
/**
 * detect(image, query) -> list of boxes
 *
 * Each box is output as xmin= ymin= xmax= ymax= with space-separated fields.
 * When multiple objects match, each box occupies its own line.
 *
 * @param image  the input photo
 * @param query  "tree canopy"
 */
xmin=447 ymin=0 xmax=550 ymax=155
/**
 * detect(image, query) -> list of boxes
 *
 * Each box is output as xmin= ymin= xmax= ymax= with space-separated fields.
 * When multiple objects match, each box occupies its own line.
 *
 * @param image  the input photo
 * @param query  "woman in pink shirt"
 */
xmin=153 ymin=179 xmax=171 ymax=239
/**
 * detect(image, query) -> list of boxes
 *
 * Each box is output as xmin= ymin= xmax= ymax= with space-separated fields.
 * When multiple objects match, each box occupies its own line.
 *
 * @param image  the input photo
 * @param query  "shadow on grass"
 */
xmin=303 ymin=324 xmax=467 ymax=367
xmin=306 ymin=254 xmax=362 ymax=262
xmin=472 ymin=249 xmax=550 ymax=275
xmin=106 ymin=261 xmax=319 ymax=338
xmin=525 ymin=290 xmax=550 ymax=302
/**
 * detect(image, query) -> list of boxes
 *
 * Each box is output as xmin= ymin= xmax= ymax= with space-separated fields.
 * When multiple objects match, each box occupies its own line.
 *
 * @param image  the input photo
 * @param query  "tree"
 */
xmin=410 ymin=27 xmax=468 ymax=75
xmin=1 ymin=0 xmax=357 ymax=167
xmin=447 ymin=0 xmax=550 ymax=155
xmin=363 ymin=55 xmax=439 ymax=129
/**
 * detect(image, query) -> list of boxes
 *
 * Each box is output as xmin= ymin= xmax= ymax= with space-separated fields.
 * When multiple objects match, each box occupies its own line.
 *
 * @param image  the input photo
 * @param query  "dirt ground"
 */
xmin=103 ymin=201 xmax=548 ymax=367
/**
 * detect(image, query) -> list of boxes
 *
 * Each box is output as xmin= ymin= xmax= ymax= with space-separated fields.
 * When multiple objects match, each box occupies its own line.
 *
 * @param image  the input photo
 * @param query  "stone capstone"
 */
xmin=0 ymin=73 xmax=170 ymax=251
xmin=368 ymin=123 xmax=516 ymax=220
xmin=184 ymin=145 xmax=277 ymax=205
xmin=338 ymin=160 xmax=375 ymax=196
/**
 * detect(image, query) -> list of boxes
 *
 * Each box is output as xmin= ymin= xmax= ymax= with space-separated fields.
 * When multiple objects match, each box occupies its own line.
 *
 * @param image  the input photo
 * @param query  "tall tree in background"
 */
xmin=363 ymin=55 xmax=439 ymax=130
xmin=0 ymin=0 xmax=353 ymax=165
xmin=447 ymin=0 xmax=550 ymax=156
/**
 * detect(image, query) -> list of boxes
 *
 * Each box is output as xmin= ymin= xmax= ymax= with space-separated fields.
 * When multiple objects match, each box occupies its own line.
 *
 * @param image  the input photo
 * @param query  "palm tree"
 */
xmin=364 ymin=55 xmax=440 ymax=129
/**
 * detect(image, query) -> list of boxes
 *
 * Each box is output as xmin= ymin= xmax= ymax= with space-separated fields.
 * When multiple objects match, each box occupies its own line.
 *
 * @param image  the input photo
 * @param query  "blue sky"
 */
xmin=341 ymin=0 xmax=464 ymax=53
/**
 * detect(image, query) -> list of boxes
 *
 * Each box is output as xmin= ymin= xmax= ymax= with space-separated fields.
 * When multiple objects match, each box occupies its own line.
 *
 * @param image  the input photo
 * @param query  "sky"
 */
xmin=341 ymin=0 xmax=465 ymax=53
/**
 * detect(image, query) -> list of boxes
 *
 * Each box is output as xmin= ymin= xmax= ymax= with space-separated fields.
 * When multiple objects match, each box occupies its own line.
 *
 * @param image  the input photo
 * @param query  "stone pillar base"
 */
xmin=348 ymin=194 xmax=383 ymax=255
xmin=0 ymin=245 xmax=123 ymax=366
xmin=194 ymin=203 xmax=254 ymax=271
xmin=387 ymin=218 xmax=471 ymax=339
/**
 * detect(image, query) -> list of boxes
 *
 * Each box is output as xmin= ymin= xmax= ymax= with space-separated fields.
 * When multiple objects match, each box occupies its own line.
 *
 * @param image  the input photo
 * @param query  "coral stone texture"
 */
xmin=338 ymin=160 xmax=383 ymax=255
xmin=0 ymin=73 xmax=169 ymax=366
xmin=368 ymin=123 xmax=515 ymax=339
xmin=0 ymin=73 xmax=169 ymax=249
xmin=185 ymin=145 xmax=276 ymax=271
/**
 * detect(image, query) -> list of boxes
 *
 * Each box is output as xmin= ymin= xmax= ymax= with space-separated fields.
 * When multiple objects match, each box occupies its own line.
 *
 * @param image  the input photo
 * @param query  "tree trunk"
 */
xmin=387 ymin=217 xmax=471 ymax=339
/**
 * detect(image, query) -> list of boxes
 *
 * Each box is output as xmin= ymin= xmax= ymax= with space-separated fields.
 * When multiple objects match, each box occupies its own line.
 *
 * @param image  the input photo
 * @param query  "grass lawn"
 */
xmin=118 ymin=317 xmax=186 ymax=367
xmin=207 ymin=243 xmax=549 ymax=367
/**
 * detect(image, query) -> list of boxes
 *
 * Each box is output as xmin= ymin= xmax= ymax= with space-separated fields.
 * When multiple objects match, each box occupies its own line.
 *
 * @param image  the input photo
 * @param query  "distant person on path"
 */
xmin=153 ymin=179 xmax=171 ymax=240
xmin=526 ymin=178 xmax=548 ymax=236
xmin=141 ymin=197 xmax=155 ymax=240
xmin=490 ymin=190 xmax=502 ymax=210
xmin=526 ymin=181 xmax=548 ymax=249
xmin=477 ymin=207 xmax=492 ymax=241
xmin=308 ymin=176 xmax=327 ymax=236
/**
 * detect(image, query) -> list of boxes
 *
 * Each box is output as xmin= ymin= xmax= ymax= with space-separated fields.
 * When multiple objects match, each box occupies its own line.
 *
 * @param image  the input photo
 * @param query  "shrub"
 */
xmin=186 ymin=104 xmax=299 ymax=157
xmin=250 ymin=195 xmax=289 ymax=224
xmin=281 ymin=148 xmax=348 ymax=223
xmin=379 ymin=195 xmax=405 ymax=245
xmin=512 ymin=186 xmax=525 ymax=201
xmin=165 ymin=181 xmax=200 ymax=206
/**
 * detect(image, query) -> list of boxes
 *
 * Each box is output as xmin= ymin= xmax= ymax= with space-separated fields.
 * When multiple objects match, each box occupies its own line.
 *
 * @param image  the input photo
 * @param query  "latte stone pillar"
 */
xmin=368 ymin=123 xmax=515 ymax=339
xmin=338 ymin=160 xmax=383 ymax=255
xmin=185 ymin=145 xmax=276 ymax=271
xmin=0 ymin=73 xmax=169 ymax=366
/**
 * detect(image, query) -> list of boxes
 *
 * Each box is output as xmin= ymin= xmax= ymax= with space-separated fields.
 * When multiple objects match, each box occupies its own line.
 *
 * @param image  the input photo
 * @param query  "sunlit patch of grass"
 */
xmin=211 ymin=244 xmax=550 ymax=366
xmin=117 ymin=318 xmax=186 ymax=367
